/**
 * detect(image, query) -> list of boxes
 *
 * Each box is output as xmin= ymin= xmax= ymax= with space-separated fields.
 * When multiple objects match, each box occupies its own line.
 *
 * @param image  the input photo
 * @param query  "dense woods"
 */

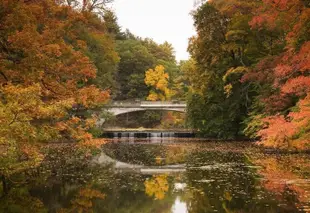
xmin=186 ymin=0 xmax=310 ymax=150
xmin=0 ymin=0 xmax=309 ymax=186
xmin=0 ymin=0 xmax=117 ymax=174
xmin=0 ymin=1 xmax=310 ymax=211
xmin=0 ymin=0 xmax=183 ymax=177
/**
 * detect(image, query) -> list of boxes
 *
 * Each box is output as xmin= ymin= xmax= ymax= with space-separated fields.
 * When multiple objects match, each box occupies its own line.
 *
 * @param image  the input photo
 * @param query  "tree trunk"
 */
xmin=1 ymin=175 xmax=8 ymax=195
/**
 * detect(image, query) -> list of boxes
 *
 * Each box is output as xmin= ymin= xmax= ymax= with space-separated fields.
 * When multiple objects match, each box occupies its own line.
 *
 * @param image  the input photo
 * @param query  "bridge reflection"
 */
xmin=102 ymin=129 xmax=195 ymax=139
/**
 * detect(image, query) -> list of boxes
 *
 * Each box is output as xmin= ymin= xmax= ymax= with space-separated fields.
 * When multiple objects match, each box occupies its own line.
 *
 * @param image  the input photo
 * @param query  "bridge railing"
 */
xmin=107 ymin=100 xmax=186 ymax=107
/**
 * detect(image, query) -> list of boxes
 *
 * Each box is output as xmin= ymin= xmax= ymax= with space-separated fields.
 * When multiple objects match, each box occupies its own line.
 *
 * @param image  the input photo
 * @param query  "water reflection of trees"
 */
xmin=0 ymin=145 xmax=110 ymax=213
xmin=0 ymin=186 xmax=47 ymax=213
xmin=58 ymin=187 xmax=105 ymax=213
xmin=183 ymin=151 xmax=302 ymax=213
xmin=250 ymin=153 xmax=310 ymax=212
xmin=144 ymin=174 xmax=169 ymax=200
xmin=1 ymin=143 xmax=310 ymax=213
xmin=102 ymin=143 xmax=194 ymax=166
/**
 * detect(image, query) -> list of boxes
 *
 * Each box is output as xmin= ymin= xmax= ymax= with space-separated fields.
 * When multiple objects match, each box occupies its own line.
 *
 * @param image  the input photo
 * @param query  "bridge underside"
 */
xmin=107 ymin=108 xmax=186 ymax=116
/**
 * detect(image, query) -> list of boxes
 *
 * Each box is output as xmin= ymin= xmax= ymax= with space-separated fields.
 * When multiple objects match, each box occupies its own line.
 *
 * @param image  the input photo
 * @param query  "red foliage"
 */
xmin=241 ymin=57 xmax=280 ymax=83
xmin=249 ymin=13 xmax=277 ymax=30
xmin=262 ymin=93 xmax=293 ymax=113
xmin=281 ymin=76 xmax=310 ymax=95
xmin=246 ymin=0 xmax=310 ymax=149
xmin=274 ymin=64 xmax=292 ymax=78
xmin=258 ymin=94 xmax=310 ymax=149
xmin=249 ymin=0 xmax=302 ymax=32
xmin=258 ymin=115 xmax=297 ymax=148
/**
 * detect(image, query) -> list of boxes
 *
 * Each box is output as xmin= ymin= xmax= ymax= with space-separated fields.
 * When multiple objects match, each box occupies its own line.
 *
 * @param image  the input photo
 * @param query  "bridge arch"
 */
xmin=97 ymin=101 xmax=187 ymax=126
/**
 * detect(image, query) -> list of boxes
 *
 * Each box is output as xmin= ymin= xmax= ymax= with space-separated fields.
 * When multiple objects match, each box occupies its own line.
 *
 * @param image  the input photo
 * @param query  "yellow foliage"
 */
xmin=145 ymin=65 xmax=174 ymax=101
xmin=145 ymin=65 xmax=169 ymax=90
xmin=0 ymin=84 xmax=71 ymax=144
xmin=146 ymin=90 xmax=161 ymax=101
xmin=144 ymin=175 xmax=169 ymax=200
xmin=224 ymin=84 xmax=233 ymax=97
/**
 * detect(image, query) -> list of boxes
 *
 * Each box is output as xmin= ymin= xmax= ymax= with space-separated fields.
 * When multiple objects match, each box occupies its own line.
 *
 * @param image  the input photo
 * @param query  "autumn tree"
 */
xmin=188 ymin=0 xmax=310 ymax=148
xmin=59 ymin=0 xmax=113 ymax=13
xmin=0 ymin=0 xmax=114 ymax=182
xmin=242 ymin=0 xmax=310 ymax=149
xmin=114 ymin=32 xmax=178 ymax=100
xmin=145 ymin=65 xmax=174 ymax=101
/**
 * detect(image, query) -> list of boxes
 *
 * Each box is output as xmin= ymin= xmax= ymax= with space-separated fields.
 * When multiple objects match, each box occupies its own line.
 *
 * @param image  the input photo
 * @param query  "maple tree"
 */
xmin=249 ymin=153 xmax=310 ymax=208
xmin=0 ymin=0 xmax=115 ymax=181
xmin=243 ymin=0 xmax=310 ymax=149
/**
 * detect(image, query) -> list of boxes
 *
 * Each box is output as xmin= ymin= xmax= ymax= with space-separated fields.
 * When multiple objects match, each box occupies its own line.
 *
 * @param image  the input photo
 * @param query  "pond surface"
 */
xmin=1 ymin=138 xmax=310 ymax=213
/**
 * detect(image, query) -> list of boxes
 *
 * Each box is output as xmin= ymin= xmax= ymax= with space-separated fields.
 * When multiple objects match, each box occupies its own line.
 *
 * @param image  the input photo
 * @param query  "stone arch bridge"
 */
xmin=105 ymin=101 xmax=186 ymax=116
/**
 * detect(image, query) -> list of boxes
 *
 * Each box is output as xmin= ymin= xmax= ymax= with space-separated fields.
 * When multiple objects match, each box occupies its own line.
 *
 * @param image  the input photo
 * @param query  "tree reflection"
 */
xmin=144 ymin=174 xmax=169 ymax=200
xmin=102 ymin=143 xmax=193 ymax=166
xmin=182 ymin=150 xmax=303 ymax=213
xmin=0 ymin=186 xmax=47 ymax=213
xmin=58 ymin=187 xmax=105 ymax=213
xmin=2 ymin=142 xmax=310 ymax=213
xmin=250 ymin=154 xmax=310 ymax=211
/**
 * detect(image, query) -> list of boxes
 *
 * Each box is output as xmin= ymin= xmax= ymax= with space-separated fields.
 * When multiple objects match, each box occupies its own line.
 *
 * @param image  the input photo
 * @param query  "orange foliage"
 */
xmin=0 ymin=0 xmax=110 ymax=148
xmin=258 ymin=116 xmax=297 ymax=149
xmin=281 ymin=76 xmax=310 ymax=96
xmin=160 ymin=111 xmax=185 ymax=129
xmin=247 ymin=0 xmax=310 ymax=149
xmin=79 ymin=138 xmax=107 ymax=150
xmin=258 ymin=95 xmax=310 ymax=149
xmin=0 ymin=0 xmax=113 ymax=178
xmin=251 ymin=155 xmax=310 ymax=209
xmin=249 ymin=0 xmax=304 ymax=32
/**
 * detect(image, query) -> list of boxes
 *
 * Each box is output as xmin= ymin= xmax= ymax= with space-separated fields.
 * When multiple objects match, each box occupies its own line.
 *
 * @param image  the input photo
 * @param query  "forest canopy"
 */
xmin=186 ymin=0 xmax=310 ymax=149
xmin=0 ymin=0 xmax=184 ymax=177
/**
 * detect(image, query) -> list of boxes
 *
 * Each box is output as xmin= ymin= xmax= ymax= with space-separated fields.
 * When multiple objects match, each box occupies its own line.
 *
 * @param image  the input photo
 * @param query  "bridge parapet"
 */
xmin=101 ymin=100 xmax=186 ymax=116
xmin=107 ymin=100 xmax=186 ymax=108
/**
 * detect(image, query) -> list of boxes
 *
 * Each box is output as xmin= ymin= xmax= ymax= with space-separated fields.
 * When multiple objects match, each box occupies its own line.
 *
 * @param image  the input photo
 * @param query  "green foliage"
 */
xmin=115 ymin=39 xmax=155 ymax=99
xmin=114 ymin=30 xmax=180 ymax=100
xmin=186 ymin=2 xmax=248 ymax=139
xmin=185 ymin=1 xmax=288 ymax=139
xmin=103 ymin=10 xmax=125 ymax=40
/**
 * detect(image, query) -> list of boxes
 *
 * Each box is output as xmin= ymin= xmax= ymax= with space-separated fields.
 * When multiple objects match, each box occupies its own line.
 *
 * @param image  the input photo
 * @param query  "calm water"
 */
xmin=1 ymin=138 xmax=310 ymax=213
